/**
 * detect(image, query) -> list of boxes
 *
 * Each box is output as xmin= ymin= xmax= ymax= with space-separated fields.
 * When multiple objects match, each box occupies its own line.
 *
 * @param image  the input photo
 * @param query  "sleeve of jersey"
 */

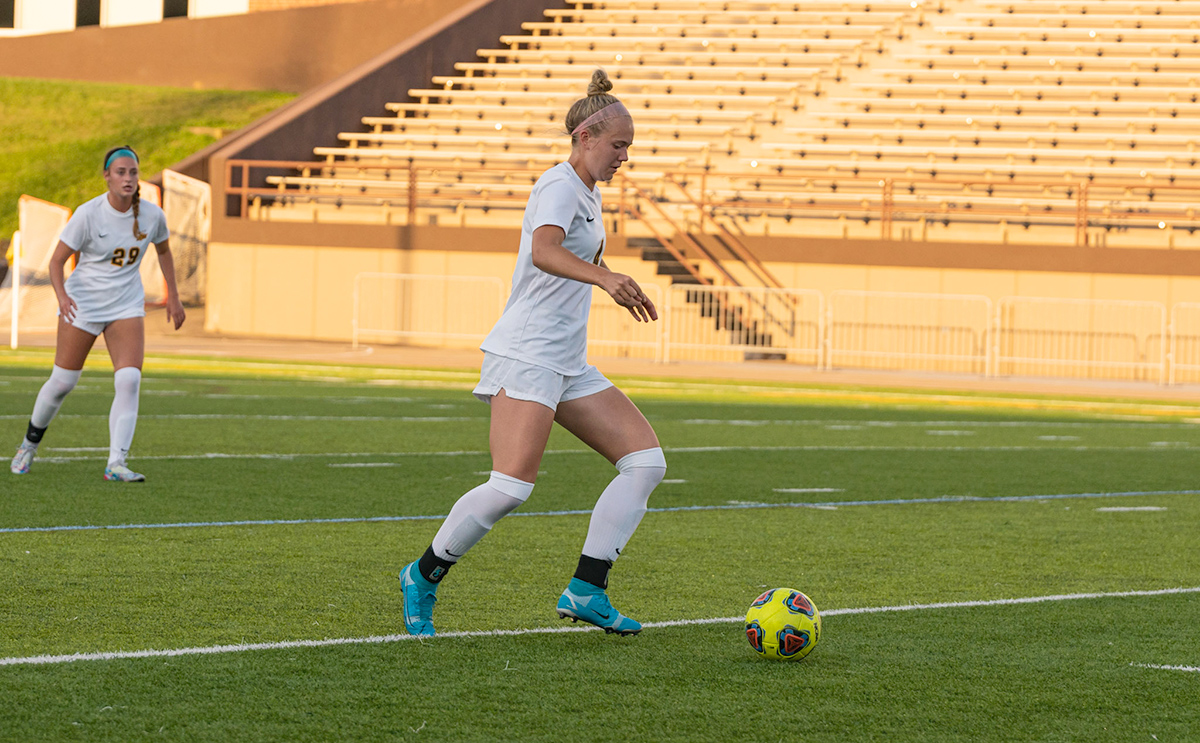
xmin=529 ymin=179 xmax=577 ymax=237
xmin=58 ymin=209 xmax=89 ymax=252
xmin=149 ymin=209 xmax=170 ymax=246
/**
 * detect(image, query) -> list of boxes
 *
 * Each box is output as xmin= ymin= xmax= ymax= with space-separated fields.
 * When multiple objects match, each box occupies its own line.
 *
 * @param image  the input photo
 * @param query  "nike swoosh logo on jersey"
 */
xmin=586 ymin=217 xmax=595 ymax=222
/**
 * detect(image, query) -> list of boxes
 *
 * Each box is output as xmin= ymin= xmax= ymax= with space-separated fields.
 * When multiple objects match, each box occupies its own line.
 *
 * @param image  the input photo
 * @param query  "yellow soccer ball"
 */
xmin=744 ymin=588 xmax=821 ymax=661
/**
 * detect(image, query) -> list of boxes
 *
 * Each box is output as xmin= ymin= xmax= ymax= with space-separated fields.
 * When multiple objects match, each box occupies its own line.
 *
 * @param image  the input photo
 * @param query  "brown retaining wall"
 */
xmin=0 ymin=0 xmax=482 ymax=93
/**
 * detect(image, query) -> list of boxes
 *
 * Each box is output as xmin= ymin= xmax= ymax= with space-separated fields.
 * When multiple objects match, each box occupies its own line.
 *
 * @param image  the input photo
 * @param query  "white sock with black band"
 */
xmin=430 ymin=471 xmax=533 ymax=563
xmin=24 ymin=365 xmax=83 ymax=448
xmin=108 ymin=367 xmax=141 ymax=467
xmin=580 ymin=447 xmax=667 ymax=568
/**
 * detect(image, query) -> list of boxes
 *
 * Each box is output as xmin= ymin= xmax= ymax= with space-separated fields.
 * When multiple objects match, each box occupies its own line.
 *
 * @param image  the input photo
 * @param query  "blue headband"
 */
xmin=105 ymin=148 xmax=138 ymax=169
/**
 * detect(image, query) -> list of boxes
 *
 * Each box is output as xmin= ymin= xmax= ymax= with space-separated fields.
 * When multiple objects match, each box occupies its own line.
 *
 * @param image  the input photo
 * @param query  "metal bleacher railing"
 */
xmin=224 ymin=159 xmax=1200 ymax=247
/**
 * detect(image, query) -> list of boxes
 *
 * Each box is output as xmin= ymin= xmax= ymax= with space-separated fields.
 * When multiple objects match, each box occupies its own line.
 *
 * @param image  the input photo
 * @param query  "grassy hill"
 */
xmin=0 ymin=77 xmax=295 ymax=242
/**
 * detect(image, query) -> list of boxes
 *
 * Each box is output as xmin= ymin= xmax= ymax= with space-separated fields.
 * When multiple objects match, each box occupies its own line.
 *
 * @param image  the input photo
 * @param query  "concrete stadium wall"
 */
xmin=0 ymin=0 xmax=479 ymax=93
xmin=250 ymin=0 xmax=369 ymax=9
xmin=203 ymin=226 xmax=1200 ymax=341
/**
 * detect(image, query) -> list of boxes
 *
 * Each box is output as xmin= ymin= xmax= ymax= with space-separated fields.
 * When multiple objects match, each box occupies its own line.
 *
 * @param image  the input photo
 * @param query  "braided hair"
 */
xmin=103 ymin=145 xmax=147 ymax=240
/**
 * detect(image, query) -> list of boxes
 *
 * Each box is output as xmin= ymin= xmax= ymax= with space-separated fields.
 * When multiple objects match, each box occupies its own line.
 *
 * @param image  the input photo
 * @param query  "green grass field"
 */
xmin=2 ymin=351 xmax=1198 ymax=742
xmin=0 ymin=77 xmax=294 ymax=240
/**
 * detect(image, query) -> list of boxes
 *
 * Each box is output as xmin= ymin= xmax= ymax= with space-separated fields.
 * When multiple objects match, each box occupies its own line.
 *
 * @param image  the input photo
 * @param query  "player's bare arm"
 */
xmin=154 ymin=238 xmax=187 ymax=330
xmin=531 ymin=225 xmax=657 ymax=322
xmin=47 ymin=240 xmax=79 ymax=323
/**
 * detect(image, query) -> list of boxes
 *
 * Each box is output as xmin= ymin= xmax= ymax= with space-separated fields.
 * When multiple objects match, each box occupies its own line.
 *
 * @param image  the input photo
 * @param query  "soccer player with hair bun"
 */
xmin=9 ymin=146 xmax=186 ymax=482
xmin=399 ymin=69 xmax=666 ymax=637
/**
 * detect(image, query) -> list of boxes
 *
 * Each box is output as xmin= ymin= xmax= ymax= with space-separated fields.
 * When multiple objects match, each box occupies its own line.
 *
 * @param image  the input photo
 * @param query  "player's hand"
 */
xmin=602 ymin=272 xmax=658 ymax=322
xmin=166 ymin=297 xmax=187 ymax=330
xmin=58 ymin=294 xmax=78 ymax=324
xmin=626 ymin=294 xmax=657 ymax=323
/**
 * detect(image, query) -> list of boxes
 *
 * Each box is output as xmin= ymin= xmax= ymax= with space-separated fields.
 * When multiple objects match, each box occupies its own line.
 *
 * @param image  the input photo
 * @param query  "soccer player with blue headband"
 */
xmin=10 ymin=145 xmax=187 ymax=481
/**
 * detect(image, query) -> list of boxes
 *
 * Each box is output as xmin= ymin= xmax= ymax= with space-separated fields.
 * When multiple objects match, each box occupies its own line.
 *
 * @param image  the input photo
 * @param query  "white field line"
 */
xmin=2 ymin=586 xmax=1196 ymax=668
xmin=44 ymin=447 xmax=109 ymax=452
xmin=1131 ymin=663 xmax=1200 ymax=673
xmin=142 ymin=393 xmax=421 ymax=403
xmin=0 ymin=415 xmax=475 ymax=422
xmin=678 ymin=419 xmax=1198 ymax=429
xmin=24 ymin=444 xmax=1200 ymax=466
xmin=0 ymin=360 xmax=479 ymax=380
xmin=3 ymin=413 xmax=1198 ymax=429
xmin=773 ymin=488 xmax=845 ymax=493
xmin=5 ymin=364 xmax=1200 ymax=413
xmin=664 ymin=445 xmax=1186 ymax=453
xmin=3 ymin=490 xmax=1197 ymax=535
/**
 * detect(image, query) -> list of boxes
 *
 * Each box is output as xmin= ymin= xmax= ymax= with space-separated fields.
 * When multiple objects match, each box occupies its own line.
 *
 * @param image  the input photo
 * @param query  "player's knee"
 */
xmin=113 ymin=367 xmax=141 ymax=396
xmin=45 ymin=365 xmax=82 ymax=400
xmin=487 ymin=471 xmax=535 ymax=505
xmin=616 ymin=446 xmax=667 ymax=488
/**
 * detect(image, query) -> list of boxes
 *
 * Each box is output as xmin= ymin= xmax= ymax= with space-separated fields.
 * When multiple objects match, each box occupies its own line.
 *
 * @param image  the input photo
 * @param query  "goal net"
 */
xmin=160 ymin=169 xmax=210 ymax=307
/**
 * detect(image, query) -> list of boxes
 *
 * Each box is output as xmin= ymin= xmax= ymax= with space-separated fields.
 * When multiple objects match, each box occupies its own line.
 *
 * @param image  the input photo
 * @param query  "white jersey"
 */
xmin=60 ymin=194 xmax=169 ymax=322
xmin=481 ymin=162 xmax=605 ymax=375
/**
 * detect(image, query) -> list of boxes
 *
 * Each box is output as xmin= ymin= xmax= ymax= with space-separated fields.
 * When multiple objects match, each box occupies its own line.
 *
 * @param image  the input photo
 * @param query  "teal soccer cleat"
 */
xmin=556 ymin=578 xmax=642 ymax=636
xmin=399 ymin=561 xmax=438 ymax=636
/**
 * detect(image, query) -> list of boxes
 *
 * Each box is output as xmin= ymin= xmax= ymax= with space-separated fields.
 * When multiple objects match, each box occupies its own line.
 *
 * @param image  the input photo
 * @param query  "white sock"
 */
xmin=24 ymin=365 xmax=82 ymax=448
xmin=581 ymin=447 xmax=667 ymax=563
xmin=431 ymin=472 xmax=532 ymax=561
xmin=108 ymin=367 xmax=141 ymax=467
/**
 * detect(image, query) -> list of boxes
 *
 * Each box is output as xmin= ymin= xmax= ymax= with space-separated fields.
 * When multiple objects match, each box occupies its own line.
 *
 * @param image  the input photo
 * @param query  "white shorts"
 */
xmin=472 ymin=354 xmax=614 ymax=411
xmin=61 ymin=311 xmax=143 ymax=337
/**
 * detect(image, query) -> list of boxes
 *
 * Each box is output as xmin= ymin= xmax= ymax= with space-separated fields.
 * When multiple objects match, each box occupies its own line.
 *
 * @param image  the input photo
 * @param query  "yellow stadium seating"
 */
xmin=239 ymin=0 xmax=1200 ymax=249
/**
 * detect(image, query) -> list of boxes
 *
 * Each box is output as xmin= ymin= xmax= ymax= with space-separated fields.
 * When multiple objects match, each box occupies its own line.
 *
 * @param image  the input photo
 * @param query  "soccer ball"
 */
xmin=745 ymin=588 xmax=821 ymax=661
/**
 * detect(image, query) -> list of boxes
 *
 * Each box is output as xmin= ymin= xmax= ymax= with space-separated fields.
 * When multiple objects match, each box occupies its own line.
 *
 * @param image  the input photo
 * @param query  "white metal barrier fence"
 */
xmin=827 ymin=291 xmax=992 ymax=374
xmin=1170 ymin=303 xmax=1200 ymax=385
xmin=351 ymin=274 xmax=1200 ymax=384
xmin=589 ymin=283 xmax=665 ymax=362
xmin=995 ymin=297 xmax=1168 ymax=383
xmin=664 ymin=285 xmax=824 ymax=365
xmin=352 ymin=273 xmax=506 ymax=350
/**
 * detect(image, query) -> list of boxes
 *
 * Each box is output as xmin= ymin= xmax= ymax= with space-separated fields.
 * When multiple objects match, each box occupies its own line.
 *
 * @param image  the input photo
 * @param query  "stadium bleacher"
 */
xmin=241 ymin=0 xmax=1200 ymax=252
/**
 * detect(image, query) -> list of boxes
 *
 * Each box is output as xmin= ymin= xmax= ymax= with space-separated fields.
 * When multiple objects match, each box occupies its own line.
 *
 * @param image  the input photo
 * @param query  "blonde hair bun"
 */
xmin=587 ymin=69 xmax=614 ymax=97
